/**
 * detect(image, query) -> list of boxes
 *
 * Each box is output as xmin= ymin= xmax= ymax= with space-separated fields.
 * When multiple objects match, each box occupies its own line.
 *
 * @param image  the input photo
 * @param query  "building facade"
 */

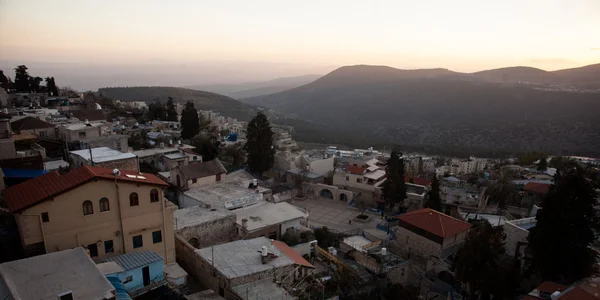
xmin=2 ymin=166 xmax=176 ymax=264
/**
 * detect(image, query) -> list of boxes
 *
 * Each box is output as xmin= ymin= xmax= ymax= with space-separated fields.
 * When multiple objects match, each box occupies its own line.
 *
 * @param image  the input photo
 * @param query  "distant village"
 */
xmin=0 ymin=83 xmax=599 ymax=300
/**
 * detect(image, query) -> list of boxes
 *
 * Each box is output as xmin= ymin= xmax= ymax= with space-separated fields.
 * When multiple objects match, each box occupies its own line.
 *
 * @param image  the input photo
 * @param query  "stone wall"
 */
xmin=97 ymin=157 xmax=139 ymax=172
xmin=176 ymin=214 xmax=237 ymax=249
xmin=393 ymin=226 xmax=443 ymax=259
xmin=503 ymin=220 xmax=531 ymax=258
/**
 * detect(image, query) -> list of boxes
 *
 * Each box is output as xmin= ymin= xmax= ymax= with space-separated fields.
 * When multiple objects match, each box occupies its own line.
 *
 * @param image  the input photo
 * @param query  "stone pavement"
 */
xmin=290 ymin=197 xmax=384 ymax=232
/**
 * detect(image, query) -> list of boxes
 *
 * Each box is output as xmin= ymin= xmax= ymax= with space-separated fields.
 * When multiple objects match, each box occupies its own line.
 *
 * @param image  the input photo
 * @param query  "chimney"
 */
xmin=261 ymin=246 xmax=268 ymax=264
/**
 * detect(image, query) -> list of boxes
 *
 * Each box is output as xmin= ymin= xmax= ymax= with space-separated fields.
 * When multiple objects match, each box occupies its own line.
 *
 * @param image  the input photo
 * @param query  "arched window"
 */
xmin=99 ymin=197 xmax=110 ymax=212
xmin=83 ymin=200 xmax=94 ymax=215
xmin=150 ymin=189 xmax=159 ymax=203
xmin=129 ymin=193 xmax=139 ymax=207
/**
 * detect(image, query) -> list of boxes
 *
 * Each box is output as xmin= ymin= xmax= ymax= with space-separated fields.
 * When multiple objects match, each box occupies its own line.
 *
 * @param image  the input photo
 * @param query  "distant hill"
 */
xmin=98 ymin=86 xmax=259 ymax=121
xmin=242 ymin=64 xmax=600 ymax=156
xmin=471 ymin=64 xmax=600 ymax=89
xmin=185 ymin=74 xmax=322 ymax=99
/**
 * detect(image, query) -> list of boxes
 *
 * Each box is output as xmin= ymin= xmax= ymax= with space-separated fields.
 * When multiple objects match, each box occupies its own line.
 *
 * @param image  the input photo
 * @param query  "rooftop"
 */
xmin=286 ymin=168 xmax=323 ymax=179
xmin=196 ymin=237 xmax=295 ymax=279
xmin=506 ymin=217 xmax=537 ymax=231
xmin=343 ymin=235 xmax=374 ymax=252
xmin=61 ymin=121 xmax=106 ymax=130
xmin=68 ymin=109 xmax=106 ymax=122
xmin=2 ymin=165 xmax=167 ymax=212
xmin=460 ymin=212 xmax=508 ymax=227
xmin=396 ymin=208 xmax=472 ymax=238
xmin=96 ymin=261 xmax=124 ymax=275
xmin=43 ymin=159 xmax=69 ymax=171
xmin=164 ymin=152 xmax=186 ymax=160
xmin=0 ymin=248 xmax=115 ymax=300
xmin=102 ymin=251 xmax=163 ymax=271
xmin=10 ymin=116 xmax=55 ymax=132
xmin=271 ymin=240 xmax=314 ymax=268
xmin=179 ymin=158 xmax=226 ymax=179
xmin=524 ymin=182 xmax=552 ymax=194
xmin=236 ymin=202 xmax=308 ymax=232
xmin=405 ymin=176 xmax=432 ymax=186
xmin=231 ymin=279 xmax=297 ymax=300
xmin=173 ymin=206 xmax=235 ymax=230
xmin=133 ymin=145 xmax=194 ymax=158
xmin=183 ymin=183 xmax=264 ymax=210
xmin=347 ymin=165 xmax=366 ymax=175
xmin=70 ymin=147 xmax=136 ymax=163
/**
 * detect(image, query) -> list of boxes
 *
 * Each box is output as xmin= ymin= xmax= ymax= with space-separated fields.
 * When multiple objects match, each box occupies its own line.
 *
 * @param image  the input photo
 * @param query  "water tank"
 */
xmin=381 ymin=248 xmax=387 ymax=256
xmin=261 ymin=246 xmax=268 ymax=257
xmin=550 ymin=291 xmax=561 ymax=300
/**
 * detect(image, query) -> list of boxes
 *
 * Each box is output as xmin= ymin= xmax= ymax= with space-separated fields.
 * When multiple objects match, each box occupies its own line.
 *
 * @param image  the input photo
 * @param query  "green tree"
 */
xmin=527 ymin=167 xmax=600 ymax=282
xmin=45 ymin=77 xmax=59 ymax=96
xmin=427 ymin=176 xmax=442 ymax=212
xmin=537 ymin=156 xmax=548 ymax=171
xmin=29 ymin=76 xmax=43 ymax=93
xmin=128 ymin=130 xmax=151 ymax=150
xmin=244 ymin=112 xmax=275 ymax=176
xmin=0 ymin=70 xmax=8 ymax=87
xmin=148 ymin=99 xmax=167 ymax=121
xmin=220 ymin=143 xmax=246 ymax=167
xmin=165 ymin=97 xmax=178 ymax=121
xmin=180 ymin=101 xmax=200 ymax=139
xmin=453 ymin=221 xmax=507 ymax=299
xmin=381 ymin=148 xmax=407 ymax=210
xmin=14 ymin=65 xmax=30 ymax=92
xmin=191 ymin=134 xmax=220 ymax=161
xmin=484 ymin=172 xmax=519 ymax=209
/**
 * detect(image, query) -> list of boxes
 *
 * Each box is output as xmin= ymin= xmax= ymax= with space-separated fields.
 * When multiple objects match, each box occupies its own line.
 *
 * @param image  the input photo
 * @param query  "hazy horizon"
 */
xmin=1 ymin=0 xmax=599 ymax=90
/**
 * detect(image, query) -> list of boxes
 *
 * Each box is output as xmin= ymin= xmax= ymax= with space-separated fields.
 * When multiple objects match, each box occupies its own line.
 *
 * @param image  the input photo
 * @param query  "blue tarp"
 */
xmin=1 ymin=168 xmax=48 ymax=178
xmin=107 ymin=276 xmax=132 ymax=300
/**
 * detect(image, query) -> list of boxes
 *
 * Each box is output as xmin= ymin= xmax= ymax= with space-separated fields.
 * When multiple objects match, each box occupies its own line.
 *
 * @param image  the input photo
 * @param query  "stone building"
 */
xmin=235 ymin=202 xmax=308 ymax=240
xmin=10 ymin=116 xmax=57 ymax=139
xmin=170 ymin=158 xmax=227 ymax=190
xmin=1 ymin=166 xmax=176 ymax=263
xmin=69 ymin=147 xmax=138 ymax=171
xmin=173 ymin=205 xmax=237 ymax=249
xmin=188 ymin=237 xmax=313 ymax=299
xmin=0 ymin=112 xmax=16 ymax=160
xmin=392 ymin=208 xmax=471 ymax=260
xmin=503 ymin=217 xmax=536 ymax=259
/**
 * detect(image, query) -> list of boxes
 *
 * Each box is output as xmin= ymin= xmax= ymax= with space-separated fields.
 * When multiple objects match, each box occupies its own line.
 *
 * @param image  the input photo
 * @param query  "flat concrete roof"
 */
xmin=164 ymin=152 xmax=186 ymax=160
xmin=96 ymin=261 xmax=124 ymax=275
xmin=183 ymin=184 xmax=265 ymax=210
xmin=460 ymin=212 xmax=508 ymax=227
xmin=0 ymin=248 xmax=115 ymax=300
xmin=235 ymin=202 xmax=308 ymax=232
xmin=196 ymin=237 xmax=295 ymax=279
xmin=70 ymin=147 xmax=136 ymax=163
xmin=61 ymin=122 xmax=106 ymax=130
xmin=343 ymin=235 xmax=373 ymax=252
xmin=174 ymin=205 xmax=235 ymax=230
xmin=133 ymin=145 xmax=194 ymax=158
xmin=232 ymin=279 xmax=297 ymax=300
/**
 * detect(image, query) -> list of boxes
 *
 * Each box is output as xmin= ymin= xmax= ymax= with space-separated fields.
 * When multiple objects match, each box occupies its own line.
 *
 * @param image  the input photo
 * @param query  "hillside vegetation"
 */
xmin=98 ymin=86 xmax=258 ymax=121
xmin=242 ymin=65 xmax=600 ymax=156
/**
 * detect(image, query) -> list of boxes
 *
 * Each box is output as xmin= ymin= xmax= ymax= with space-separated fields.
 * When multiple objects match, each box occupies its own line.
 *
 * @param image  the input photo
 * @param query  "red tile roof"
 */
xmin=2 ymin=165 xmax=168 ymax=213
xmin=524 ymin=182 xmax=552 ymax=194
xmin=347 ymin=165 xmax=366 ymax=175
xmin=395 ymin=208 xmax=472 ymax=238
xmin=10 ymin=116 xmax=55 ymax=132
xmin=537 ymin=281 xmax=567 ymax=294
xmin=404 ymin=176 xmax=432 ymax=186
xmin=558 ymin=286 xmax=597 ymax=300
xmin=272 ymin=240 xmax=314 ymax=269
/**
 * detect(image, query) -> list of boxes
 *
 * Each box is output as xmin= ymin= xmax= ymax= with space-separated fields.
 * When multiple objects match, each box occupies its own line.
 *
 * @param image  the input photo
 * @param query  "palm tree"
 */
xmin=484 ymin=172 xmax=519 ymax=209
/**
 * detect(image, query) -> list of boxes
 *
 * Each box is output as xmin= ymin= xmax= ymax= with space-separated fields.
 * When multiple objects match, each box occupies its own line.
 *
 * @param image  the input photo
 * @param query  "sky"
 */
xmin=0 ymin=0 xmax=599 ymax=84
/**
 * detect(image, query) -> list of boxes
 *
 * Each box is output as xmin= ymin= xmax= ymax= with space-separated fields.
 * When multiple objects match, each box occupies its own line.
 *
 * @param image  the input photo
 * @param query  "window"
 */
xmin=104 ymin=240 xmax=114 ymax=254
xmin=41 ymin=212 xmax=49 ymax=223
xmin=193 ymin=156 xmax=198 ymax=161
xmin=192 ymin=178 xmax=197 ymax=183
xmin=216 ymin=173 xmax=221 ymax=182
xmin=123 ymin=276 xmax=133 ymax=283
xmin=129 ymin=193 xmax=139 ymax=206
xmin=58 ymin=291 xmax=74 ymax=300
xmin=132 ymin=235 xmax=143 ymax=248
xmin=99 ymin=198 xmax=110 ymax=212
xmin=150 ymin=189 xmax=159 ymax=202
xmin=82 ymin=200 xmax=93 ymax=215
xmin=39 ymin=131 xmax=47 ymax=137
xmin=78 ymin=131 xmax=86 ymax=138
xmin=356 ymin=178 xmax=362 ymax=183
xmin=269 ymin=231 xmax=277 ymax=240
xmin=152 ymin=230 xmax=162 ymax=244
xmin=346 ymin=176 xmax=349 ymax=181
xmin=87 ymin=243 xmax=98 ymax=257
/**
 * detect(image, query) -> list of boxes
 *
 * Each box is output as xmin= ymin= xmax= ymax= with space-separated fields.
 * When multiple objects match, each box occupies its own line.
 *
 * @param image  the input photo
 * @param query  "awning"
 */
xmin=106 ymin=276 xmax=132 ymax=300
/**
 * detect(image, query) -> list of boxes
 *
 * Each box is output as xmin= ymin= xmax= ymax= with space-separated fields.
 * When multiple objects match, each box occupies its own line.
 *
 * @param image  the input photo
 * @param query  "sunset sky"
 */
xmin=1 ymin=0 xmax=599 ymax=73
